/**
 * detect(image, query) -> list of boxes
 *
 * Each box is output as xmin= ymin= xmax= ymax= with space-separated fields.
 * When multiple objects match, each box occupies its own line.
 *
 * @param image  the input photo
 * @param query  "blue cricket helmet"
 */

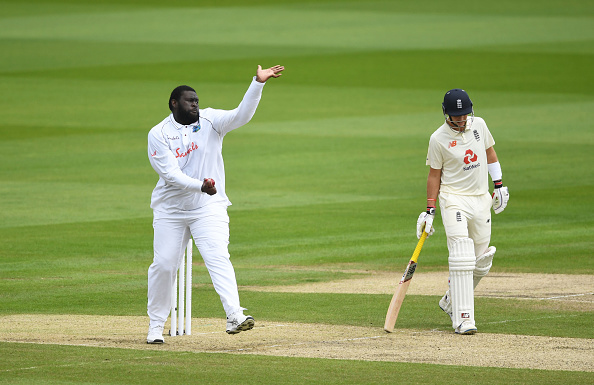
xmin=442 ymin=89 xmax=473 ymax=116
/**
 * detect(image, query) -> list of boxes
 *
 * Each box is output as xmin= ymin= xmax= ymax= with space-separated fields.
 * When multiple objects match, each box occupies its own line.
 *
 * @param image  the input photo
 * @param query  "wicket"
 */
xmin=170 ymin=239 xmax=192 ymax=336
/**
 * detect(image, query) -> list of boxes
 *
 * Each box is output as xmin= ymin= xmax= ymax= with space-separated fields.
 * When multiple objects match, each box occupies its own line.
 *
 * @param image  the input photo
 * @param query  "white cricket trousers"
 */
xmin=147 ymin=203 xmax=241 ymax=326
xmin=439 ymin=192 xmax=492 ymax=257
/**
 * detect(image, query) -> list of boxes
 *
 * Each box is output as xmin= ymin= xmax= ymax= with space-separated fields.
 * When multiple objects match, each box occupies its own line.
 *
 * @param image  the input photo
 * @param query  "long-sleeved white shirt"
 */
xmin=148 ymin=78 xmax=265 ymax=213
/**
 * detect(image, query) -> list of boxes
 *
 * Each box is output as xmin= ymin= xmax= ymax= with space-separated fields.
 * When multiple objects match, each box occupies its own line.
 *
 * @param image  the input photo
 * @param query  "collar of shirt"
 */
xmin=442 ymin=123 xmax=470 ymax=138
xmin=169 ymin=114 xmax=200 ymax=131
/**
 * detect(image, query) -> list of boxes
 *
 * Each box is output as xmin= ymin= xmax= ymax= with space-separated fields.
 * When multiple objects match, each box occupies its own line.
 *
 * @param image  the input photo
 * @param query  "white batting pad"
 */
xmin=448 ymin=238 xmax=476 ymax=329
xmin=474 ymin=246 xmax=496 ymax=288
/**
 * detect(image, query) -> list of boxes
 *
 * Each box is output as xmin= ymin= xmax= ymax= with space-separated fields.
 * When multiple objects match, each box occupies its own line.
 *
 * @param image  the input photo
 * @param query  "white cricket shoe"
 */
xmin=439 ymin=290 xmax=453 ymax=322
xmin=147 ymin=324 xmax=165 ymax=344
xmin=226 ymin=309 xmax=255 ymax=335
xmin=455 ymin=320 xmax=477 ymax=335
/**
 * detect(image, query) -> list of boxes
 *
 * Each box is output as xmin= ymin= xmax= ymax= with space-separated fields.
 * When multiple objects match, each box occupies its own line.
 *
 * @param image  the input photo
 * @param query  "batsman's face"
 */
xmin=174 ymin=91 xmax=200 ymax=125
xmin=447 ymin=114 xmax=468 ymax=131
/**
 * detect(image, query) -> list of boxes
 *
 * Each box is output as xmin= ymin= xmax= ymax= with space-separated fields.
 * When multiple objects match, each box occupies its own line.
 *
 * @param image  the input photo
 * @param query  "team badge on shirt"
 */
xmin=192 ymin=123 xmax=201 ymax=132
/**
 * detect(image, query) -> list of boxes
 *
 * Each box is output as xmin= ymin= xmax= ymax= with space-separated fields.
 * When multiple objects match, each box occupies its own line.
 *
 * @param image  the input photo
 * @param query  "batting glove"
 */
xmin=492 ymin=180 xmax=509 ymax=214
xmin=416 ymin=207 xmax=436 ymax=239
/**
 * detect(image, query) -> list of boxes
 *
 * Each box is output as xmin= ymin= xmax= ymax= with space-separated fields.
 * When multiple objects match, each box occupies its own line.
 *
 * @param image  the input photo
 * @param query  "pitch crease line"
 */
xmin=537 ymin=292 xmax=594 ymax=300
xmin=484 ymin=313 xmax=580 ymax=325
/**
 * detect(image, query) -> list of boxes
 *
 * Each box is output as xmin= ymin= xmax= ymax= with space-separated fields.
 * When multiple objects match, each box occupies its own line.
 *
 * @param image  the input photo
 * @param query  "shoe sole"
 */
xmin=455 ymin=328 xmax=477 ymax=335
xmin=147 ymin=339 xmax=164 ymax=344
xmin=226 ymin=317 xmax=255 ymax=335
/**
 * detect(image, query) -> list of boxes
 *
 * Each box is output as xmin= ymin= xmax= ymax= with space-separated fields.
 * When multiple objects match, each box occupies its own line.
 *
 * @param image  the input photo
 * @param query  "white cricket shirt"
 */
xmin=148 ymin=78 xmax=265 ymax=213
xmin=426 ymin=117 xmax=495 ymax=195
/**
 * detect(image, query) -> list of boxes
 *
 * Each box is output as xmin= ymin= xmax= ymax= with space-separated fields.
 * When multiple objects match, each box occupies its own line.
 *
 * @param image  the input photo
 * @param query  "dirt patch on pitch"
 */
xmin=1 ymin=273 xmax=592 ymax=372
xmin=243 ymin=272 xmax=594 ymax=311
xmin=0 ymin=314 xmax=592 ymax=372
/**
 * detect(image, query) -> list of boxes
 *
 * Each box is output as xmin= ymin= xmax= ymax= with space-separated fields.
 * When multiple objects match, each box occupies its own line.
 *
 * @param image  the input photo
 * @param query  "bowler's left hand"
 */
xmin=256 ymin=65 xmax=285 ymax=83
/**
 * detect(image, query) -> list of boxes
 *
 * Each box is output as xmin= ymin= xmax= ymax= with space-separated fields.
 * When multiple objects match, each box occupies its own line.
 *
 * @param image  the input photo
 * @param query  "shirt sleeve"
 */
xmin=426 ymin=134 xmax=443 ymax=169
xmin=147 ymin=127 xmax=204 ymax=192
xmin=484 ymin=122 xmax=495 ymax=149
xmin=206 ymin=77 xmax=265 ymax=136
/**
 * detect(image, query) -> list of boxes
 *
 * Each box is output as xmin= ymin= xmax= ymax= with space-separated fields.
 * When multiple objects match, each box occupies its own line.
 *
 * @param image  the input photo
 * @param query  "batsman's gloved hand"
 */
xmin=491 ymin=180 xmax=509 ymax=214
xmin=416 ymin=207 xmax=436 ymax=239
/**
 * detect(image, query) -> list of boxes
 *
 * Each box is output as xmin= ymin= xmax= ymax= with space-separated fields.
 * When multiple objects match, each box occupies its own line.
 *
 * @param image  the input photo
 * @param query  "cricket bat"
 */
xmin=383 ymin=231 xmax=429 ymax=333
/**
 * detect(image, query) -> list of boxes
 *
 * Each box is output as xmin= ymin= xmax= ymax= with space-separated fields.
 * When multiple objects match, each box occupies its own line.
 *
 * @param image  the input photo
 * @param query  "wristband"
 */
xmin=427 ymin=206 xmax=436 ymax=215
xmin=488 ymin=161 xmax=503 ymax=181
xmin=493 ymin=180 xmax=503 ymax=189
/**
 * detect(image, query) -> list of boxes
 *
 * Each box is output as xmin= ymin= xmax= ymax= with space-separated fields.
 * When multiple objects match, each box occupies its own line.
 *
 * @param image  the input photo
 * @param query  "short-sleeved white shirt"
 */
xmin=426 ymin=117 xmax=495 ymax=195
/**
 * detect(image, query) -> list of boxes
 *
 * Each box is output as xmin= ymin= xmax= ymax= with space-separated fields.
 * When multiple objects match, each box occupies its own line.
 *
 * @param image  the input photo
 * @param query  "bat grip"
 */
xmin=411 ymin=232 xmax=427 ymax=263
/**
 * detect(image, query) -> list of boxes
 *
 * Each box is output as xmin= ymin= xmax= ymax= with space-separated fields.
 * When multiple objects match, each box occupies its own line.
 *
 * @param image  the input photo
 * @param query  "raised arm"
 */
xmin=208 ymin=65 xmax=285 ymax=135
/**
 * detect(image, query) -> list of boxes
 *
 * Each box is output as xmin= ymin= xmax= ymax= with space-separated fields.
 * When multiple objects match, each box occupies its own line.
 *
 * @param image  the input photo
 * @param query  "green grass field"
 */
xmin=0 ymin=0 xmax=593 ymax=383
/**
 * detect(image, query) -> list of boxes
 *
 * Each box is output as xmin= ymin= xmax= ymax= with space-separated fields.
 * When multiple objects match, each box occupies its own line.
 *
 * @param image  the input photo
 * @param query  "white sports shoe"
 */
xmin=455 ymin=320 xmax=477 ymax=335
xmin=147 ymin=324 xmax=165 ymax=344
xmin=439 ymin=290 xmax=453 ymax=322
xmin=226 ymin=309 xmax=255 ymax=335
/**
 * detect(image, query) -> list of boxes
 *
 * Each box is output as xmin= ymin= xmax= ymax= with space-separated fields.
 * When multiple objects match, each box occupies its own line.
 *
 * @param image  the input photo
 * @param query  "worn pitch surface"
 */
xmin=1 ymin=273 xmax=592 ymax=372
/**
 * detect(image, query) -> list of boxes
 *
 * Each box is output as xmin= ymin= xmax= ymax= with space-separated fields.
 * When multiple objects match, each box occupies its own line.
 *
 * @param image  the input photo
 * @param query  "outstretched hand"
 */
xmin=256 ymin=65 xmax=285 ymax=83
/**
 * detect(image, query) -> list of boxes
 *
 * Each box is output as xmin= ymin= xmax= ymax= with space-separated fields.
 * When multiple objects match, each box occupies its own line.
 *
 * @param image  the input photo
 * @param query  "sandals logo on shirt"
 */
xmin=175 ymin=142 xmax=198 ymax=158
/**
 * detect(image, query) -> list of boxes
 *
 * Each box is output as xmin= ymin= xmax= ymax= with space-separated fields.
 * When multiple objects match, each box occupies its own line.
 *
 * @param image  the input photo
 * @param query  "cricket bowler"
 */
xmin=146 ymin=65 xmax=285 ymax=344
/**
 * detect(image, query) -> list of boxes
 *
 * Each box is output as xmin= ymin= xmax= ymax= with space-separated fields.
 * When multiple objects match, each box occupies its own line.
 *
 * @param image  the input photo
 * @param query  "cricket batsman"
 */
xmin=416 ymin=89 xmax=509 ymax=334
xmin=146 ymin=65 xmax=285 ymax=344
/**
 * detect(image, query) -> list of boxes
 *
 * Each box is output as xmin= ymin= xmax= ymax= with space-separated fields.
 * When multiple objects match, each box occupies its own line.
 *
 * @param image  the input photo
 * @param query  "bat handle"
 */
xmin=411 ymin=232 xmax=427 ymax=263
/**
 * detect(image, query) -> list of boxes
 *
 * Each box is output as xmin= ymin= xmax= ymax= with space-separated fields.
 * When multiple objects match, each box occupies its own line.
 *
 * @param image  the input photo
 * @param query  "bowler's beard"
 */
xmin=176 ymin=108 xmax=199 ymax=125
